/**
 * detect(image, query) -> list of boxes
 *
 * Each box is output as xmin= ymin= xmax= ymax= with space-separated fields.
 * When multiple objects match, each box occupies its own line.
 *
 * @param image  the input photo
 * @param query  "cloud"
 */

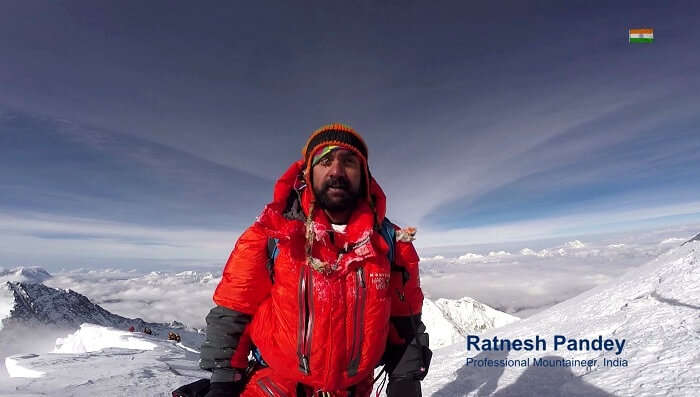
xmin=419 ymin=226 xmax=699 ymax=317
xmin=457 ymin=253 xmax=484 ymax=262
xmin=565 ymin=240 xmax=585 ymax=249
xmin=660 ymin=237 xmax=685 ymax=245
xmin=21 ymin=225 xmax=697 ymax=342
xmin=0 ymin=211 xmax=240 ymax=269
xmin=0 ymin=110 xmax=271 ymax=232
xmin=520 ymin=248 xmax=554 ymax=257
xmin=2 ymin=2 xmax=699 ymax=240
xmin=44 ymin=269 xmax=220 ymax=330
xmin=383 ymin=83 xmax=700 ymax=228
xmin=415 ymin=201 xmax=700 ymax=248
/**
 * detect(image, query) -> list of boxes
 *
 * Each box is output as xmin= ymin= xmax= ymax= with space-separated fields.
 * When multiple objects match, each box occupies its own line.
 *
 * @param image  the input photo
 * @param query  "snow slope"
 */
xmin=3 ymin=323 xmax=208 ymax=396
xmin=423 ymin=297 xmax=519 ymax=348
xmin=10 ymin=239 xmax=695 ymax=396
xmin=0 ymin=283 xmax=14 ymax=332
xmin=424 ymin=241 xmax=700 ymax=396
xmin=53 ymin=323 xmax=157 ymax=354
xmin=0 ymin=280 xmax=206 ymax=384
xmin=0 ymin=284 xmax=516 ymax=395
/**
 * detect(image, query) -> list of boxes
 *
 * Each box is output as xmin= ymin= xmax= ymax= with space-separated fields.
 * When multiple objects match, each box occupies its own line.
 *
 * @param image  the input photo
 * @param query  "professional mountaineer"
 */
xmin=197 ymin=124 xmax=431 ymax=397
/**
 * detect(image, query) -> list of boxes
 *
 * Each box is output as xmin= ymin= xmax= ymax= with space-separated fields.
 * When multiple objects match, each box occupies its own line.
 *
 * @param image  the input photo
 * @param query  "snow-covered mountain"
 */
xmin=0 ymin=265 xmax=518 ymax=395
xmin=17 ymin=243 xmax=696 ymax=397
xmin=424 ymin=240 xmax=700 ymax=396
xmin=3 ymin=281 xmax=144 ymax=329
xmin=0 ymin=278 xmax=513 ymax=352
xmin=0 ymin=267 xmax=52 ymax=284
xmin=681 ymin=232 xmax=700 ymax=245
xmin=0 ymin=266 xmax=513 ymax=350
xmin=0 ymin=280 xmax=205 ymax=350
xmin=423 ymin=297 xmax=519 ymax=348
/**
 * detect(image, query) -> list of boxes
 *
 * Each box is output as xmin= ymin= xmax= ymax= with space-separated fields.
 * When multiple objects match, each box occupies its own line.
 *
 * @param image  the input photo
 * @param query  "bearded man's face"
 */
xmin=311 ymin=149 xmax=362 ymax=213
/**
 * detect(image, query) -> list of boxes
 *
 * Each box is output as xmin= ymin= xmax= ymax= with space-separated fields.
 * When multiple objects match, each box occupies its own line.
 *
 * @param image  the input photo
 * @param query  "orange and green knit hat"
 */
xmin=301 ymin=123 xmax=371 ymax=202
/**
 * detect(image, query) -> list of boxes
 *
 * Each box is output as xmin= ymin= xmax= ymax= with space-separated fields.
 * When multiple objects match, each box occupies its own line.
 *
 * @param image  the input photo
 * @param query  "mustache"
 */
xmin=323 ymin=176 xmax=350 ymax=191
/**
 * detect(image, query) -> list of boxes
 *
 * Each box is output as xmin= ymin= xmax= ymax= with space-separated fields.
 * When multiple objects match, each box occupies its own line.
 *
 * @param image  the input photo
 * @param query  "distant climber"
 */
xmin=143 ymin=327 xmax=152 ymax=335
xmin=168 ymin=331 xmax=181 ymax=342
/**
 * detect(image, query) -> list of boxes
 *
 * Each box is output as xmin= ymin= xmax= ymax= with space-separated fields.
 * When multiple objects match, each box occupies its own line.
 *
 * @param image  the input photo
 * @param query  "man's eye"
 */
xmin=320 ymin=157 xmax=332 ymax=166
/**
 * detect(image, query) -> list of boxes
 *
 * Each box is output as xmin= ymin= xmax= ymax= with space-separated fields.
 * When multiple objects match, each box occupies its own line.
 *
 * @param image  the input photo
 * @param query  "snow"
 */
xmin=423 ymin=241 xmax=700 ymax=396
xmin=4 ymin=356 xmax=44 ymax=378
xmin=176 ymin=342 xmax=200 ymax=354
xmin=419 ymin=237 xmax=676 ymax=319
xmin=422 ymin=298 xmax=520 ymax=349
xmin=0 ymin=278 xmax=206 ymax=388
xmin=435 ymin=298 xmax=519 ymax=334
xmin=565 ymin=240 xmax=586 ymax=249
xmin=0 ymin=283 xmax=14 ymax=331
xmin=2 ymin=324 xmax=208 ymax=395
xmin=53 ymin=323 xmax=157 ymax=354
xmin=660 ymin=237 xmax=685 ymax=244
xmin=0 ymin=267 xmax=52 ymax=284
xmin=1 ymin=238 xmax=697 ymax=395
xmin=0 ymin=288 xmax=515 ymax=394
xmin=423 ymin=299 xmax=468 ymax=348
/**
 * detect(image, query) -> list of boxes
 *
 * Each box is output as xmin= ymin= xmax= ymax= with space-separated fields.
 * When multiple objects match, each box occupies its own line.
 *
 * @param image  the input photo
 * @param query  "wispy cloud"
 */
xmin=416 ymin=202 xmax=700 ymax=248
xmin=0 ymin=211 xmax=239 ymax=269
xmin=381 ymin=81 xmax=700 ymax=228
xmin=1 ymin=1 xmax=698 ymax=265
xmin=0 ymin=110 xmax=271 ymax=229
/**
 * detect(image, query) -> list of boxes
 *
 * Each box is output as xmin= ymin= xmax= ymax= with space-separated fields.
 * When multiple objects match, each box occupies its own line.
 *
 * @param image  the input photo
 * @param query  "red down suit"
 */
xmin=212 ymin=159 xmax=424 ymax=395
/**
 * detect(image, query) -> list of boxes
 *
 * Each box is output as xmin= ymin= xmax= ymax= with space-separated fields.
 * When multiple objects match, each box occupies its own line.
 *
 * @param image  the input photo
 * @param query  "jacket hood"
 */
xmin=255 ymin=159 xmax=389 ymax=261
xmin=272 ymin=159 xmax=386 ymax=220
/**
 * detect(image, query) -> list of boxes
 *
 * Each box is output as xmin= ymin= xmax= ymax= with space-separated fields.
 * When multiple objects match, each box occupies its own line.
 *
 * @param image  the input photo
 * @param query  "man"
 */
xmin=199 ymin=124 xmax=430 ymax=397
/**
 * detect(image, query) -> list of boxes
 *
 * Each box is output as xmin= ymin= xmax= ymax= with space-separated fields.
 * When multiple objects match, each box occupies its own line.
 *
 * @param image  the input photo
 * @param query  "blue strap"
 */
xmin=268 ymin=238 xmax=279 ymax=261
xmin=251 ymin=345 xmax=268 ymax=367
xmin=378 ymin=218 xmax=396 ymax=264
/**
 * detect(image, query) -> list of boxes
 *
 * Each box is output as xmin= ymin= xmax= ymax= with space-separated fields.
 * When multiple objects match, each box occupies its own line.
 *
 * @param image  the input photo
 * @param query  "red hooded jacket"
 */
xmin=212 ymin=159 xmax=424 ymax=393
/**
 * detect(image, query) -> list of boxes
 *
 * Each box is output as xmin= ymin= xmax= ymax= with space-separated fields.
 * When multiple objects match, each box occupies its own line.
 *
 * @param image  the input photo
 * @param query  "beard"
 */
xmin=313 ymin=175 xmax=361 ymax=213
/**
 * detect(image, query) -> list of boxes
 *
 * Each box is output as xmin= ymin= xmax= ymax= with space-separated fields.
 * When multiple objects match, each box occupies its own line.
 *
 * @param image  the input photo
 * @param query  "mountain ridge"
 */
xmin=424 ymin=240 xmax=700 ymax=396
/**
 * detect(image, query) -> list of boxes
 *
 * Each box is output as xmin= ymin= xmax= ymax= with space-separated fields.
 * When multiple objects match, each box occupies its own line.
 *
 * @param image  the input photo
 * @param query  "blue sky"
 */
xmin=1 ymin=1 xmax=699 ymax=269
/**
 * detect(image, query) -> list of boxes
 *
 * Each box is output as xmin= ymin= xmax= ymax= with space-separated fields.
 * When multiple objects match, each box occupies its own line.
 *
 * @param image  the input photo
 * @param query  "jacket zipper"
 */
xmin=257 ymin=376 xmax=288 ymax=397
xmin=347 ymin=266 xmax=367 ymax=376
xmin=297 ymin=266 xmax=314 ymax=374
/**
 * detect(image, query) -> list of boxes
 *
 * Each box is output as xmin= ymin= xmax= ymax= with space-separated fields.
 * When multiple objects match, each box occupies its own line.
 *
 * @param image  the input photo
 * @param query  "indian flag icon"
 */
xmin=629 ymin=28 xmax=653 ymax=43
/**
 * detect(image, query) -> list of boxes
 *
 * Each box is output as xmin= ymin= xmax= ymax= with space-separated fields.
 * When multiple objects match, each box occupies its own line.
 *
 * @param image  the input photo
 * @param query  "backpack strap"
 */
xmin=378 ymin=218 xmax=396 ymax=264
xmin=380 ymin=218 xmax=410 ymax=286
xmin=266 ymin=238 xmax=279 ymax=283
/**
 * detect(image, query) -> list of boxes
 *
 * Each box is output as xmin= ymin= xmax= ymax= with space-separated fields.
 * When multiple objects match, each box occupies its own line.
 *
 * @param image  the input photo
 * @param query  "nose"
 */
xmin=328 ymin=158 xmax=346 ymax=177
